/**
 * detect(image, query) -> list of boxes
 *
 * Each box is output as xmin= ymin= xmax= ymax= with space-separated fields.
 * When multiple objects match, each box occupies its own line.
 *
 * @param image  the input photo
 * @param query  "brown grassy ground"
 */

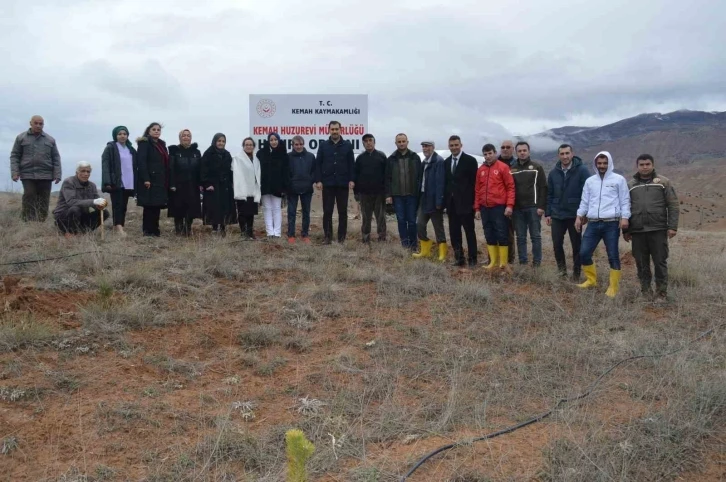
xmin=0 ymin=193 xmax=724 ymax=482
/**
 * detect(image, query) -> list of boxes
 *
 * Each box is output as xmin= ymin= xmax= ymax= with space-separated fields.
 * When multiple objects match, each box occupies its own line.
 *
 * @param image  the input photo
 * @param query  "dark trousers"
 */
xmin=110 ymin=189 xmax=133 ymax=226
xmin=55 ymin=206 xmax=109 ymax=234
xmin=392 ymin=195 xmax=418 ymax=248
xmin=507 ymin=218 xmax=516 ymax=263
xmin=632 ymin=230 xmax=669 ymax=295
xmin=142 ymin=207 xmax=162 ymax=236
xmin=359 ymin=193 xmax=387 ymax=242
xmin=580 ymin=221 xmax=620 ymax=270
xmin=417 ymin=206 xmax=446 ymax=243
xmin=513 ymin=206 xmax=543 ymax=265
xmin=551 ymin=217 xmax=582 ymax=277
xmin=287 ymin=192 xmax=313 ymax=238
xmin=174 ymin=216 xmax=193 ymax=236
xmin=480 ymin=205 xmax=509 ymax=246
xmin=322 ymin=186 xmax=349 ymax=242
xmin=448 ymin=199 xmax=477 ymax=264
xmin=21 ymin=179 xmax=52 ymax=222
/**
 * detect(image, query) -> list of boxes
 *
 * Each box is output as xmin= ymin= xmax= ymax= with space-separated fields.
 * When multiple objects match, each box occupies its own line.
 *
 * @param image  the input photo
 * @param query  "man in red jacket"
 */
xmin=474 ymin=144 xmax=515 ymax=271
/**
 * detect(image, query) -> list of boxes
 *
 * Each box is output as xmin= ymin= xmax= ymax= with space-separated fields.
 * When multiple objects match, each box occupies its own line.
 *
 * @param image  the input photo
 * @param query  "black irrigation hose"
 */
xmin=401 ymin=323 xmax=725 ymax=481
xmin=0 ymin=250 xmax=152 ymax=267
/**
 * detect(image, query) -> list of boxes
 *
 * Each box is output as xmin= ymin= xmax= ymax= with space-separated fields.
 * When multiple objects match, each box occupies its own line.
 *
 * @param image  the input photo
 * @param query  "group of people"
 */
xmin=9 ymin=117 xmax=679 ymax=300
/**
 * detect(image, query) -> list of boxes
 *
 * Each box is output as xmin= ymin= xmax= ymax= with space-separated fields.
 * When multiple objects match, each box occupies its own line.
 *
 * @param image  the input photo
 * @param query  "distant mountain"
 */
xmin=531 ymin=110 xmax=726 ymax=165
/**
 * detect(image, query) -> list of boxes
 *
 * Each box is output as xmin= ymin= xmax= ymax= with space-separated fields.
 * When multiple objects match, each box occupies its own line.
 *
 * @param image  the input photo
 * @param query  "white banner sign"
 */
xmin=249 ymin=94 xmax=368 ymax=153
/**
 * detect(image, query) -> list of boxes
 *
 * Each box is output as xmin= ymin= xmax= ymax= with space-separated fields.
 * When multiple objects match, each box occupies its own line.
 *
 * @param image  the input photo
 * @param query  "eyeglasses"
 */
xmin=293 ymin=143 xmax=303 ymax=146
xmin=501 ymin=146 xmax=512 ymax=149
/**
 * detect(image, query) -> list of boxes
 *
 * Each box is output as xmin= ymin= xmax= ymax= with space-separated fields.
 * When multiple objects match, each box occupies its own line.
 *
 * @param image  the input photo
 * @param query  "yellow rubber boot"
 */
xmin=498 ymin=246 xmax=511 ymax=272
xmin=437 ymin=243 xmax=448 ymax=262
xmin=578 ymin=264 xmax=597 ymax=288
xmin=412 ymin=239 xmax=433 ymax=259
xmin=605 ymin=269 xmax=621 ymax=298
xmin=485 ymin=245 xmax=499 ymax=270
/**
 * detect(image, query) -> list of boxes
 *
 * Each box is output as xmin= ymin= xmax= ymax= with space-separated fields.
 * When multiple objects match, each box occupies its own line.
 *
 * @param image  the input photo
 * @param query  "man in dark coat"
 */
xmin=623 ymin=154 xmax=680 ymax=301
xmin=10 ymin=115 xmax=62 ymax=222
xmin=444 ymin=135 xmax=478 ymax=267
xmin=545 ymin=144 xmax=590 ymax=279
xmin=53 ymin=162 xmax=108 ymax=237
xmin=354 ymin=133 xmax=387 ymax=243
xmin=287 ymin=135 xmax=316 ymax=242
xmin=412 ymin=140 xmax=446 ymax=261
xmin=315 ymin=121 xmax=355 ymax=244
xmin=385 ymin=133 xmax=422 ymax=249
xmin=510 ymin=141 xmax=547 ymax=267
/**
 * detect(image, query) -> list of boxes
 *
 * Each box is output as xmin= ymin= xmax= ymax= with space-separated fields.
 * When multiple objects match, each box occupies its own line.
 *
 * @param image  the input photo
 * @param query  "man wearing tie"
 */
xmin=444 ymin=135 xmax=479 ymax=267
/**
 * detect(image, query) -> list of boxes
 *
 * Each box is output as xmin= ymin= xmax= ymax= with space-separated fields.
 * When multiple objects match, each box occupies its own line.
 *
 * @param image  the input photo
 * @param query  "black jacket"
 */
xmin=168 ymin=143 xmax=202 ymax=187
xmin=509 ymin=157 xmax=547 ymax=210
xmin=354 ymin=149 xmax=387 ymax=195
xmin=315 ymin=137 xmax=355 ymax=187
xmin=545 ymin=156 xmax=590 ymax=219
xmin=386 ymin=149 xmax=422 ymax=197
xmin=101 ymin=141 xmax=137 ymax=193
xmin=135 ymin=137 xmax=169 ymax=207
xmin=288 ymin=149 xmax=316 ymax=194
xmin=444 ymin=152 xmax=478 ymax=214
xmin=626 ymin=171 xmax=680 ymax=233
xmin=257 ymin=145 xmax=290 ymax=197
xmin=201 ymin=146 xmax=236 ymax=225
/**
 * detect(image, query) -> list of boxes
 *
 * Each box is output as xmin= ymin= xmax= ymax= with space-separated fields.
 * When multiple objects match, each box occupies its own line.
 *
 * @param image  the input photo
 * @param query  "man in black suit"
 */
xmin=444 ymin=135 xmax=479 ymax=267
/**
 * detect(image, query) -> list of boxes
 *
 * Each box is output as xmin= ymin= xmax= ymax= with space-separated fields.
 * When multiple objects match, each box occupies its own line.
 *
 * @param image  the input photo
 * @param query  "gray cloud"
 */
xmin=1 ymin=0 xmax=725 ymax=188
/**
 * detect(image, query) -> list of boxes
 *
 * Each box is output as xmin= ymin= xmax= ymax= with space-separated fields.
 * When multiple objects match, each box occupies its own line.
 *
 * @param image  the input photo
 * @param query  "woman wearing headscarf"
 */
xmin=136 ymin=122 xmax=169 ymax=236
xmin=201 ymin=133 xmax=236 ymax=235
xmin=168 ymin=129 xmax=203 ymax=236
xmin=101 ymin=126 xmax=137 ymax=236
xmin=257 ymin=132 xmax=289 ymax=238
xmin=232 ymin=137 xmax=262 ymax=239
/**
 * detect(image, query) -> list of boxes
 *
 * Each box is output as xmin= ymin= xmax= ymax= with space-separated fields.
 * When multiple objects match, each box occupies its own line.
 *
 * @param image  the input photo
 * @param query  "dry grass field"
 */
xmin=0 ymin=192 xmax=725 ymax=482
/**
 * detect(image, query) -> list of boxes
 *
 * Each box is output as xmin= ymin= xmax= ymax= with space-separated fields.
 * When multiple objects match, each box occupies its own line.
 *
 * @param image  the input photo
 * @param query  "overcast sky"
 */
xmin=2 ymin=0 xmax=725 ymax=189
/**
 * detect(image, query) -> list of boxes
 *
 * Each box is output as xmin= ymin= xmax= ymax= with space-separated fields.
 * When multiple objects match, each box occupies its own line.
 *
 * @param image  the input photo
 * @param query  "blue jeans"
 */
xmin=480 ymin=205 xmax=509 ymax=246
xmin=393 ymin=195 xmax=418 ymax=248
xmin=287 ymin=192 xmax=313 ymax=237
xmin=580 ymin=221 xmax=621 ymax=269
xmin=513 ymin=206 xmax=542 ymax=264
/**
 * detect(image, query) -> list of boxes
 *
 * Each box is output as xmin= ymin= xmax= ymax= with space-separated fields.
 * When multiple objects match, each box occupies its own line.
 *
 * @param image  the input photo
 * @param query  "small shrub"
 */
xmin=144 ymin=355 xmax=201 ymax=379
xmin=255 ymin=356 xmax=287 ymax=377
xmin=238 ymin=325 xmax=281 ymax=349
xmin=0 ymin=313 xmax=56 ymax=352
xmin=1 ymin=436 xmax=18 ymax=455
xmin=82 ymin=297 xmax=170 ymax=335
xmin=285 ymin=337 xmax=312 ymax=353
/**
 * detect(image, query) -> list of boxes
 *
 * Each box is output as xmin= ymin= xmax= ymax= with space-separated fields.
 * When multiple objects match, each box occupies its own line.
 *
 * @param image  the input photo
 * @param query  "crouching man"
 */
xmin=53 ymin=162 xmax=109 ymax=237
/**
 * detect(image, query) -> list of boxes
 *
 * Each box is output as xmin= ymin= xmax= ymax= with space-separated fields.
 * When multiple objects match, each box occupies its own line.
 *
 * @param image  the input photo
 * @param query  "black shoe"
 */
xmin=452 ymin=259 xmax=465 ymax=267
xmin=468 ymin=259 xmax=477 ymax=268
xmin=323 ymin=237 xmax=332 ymax=245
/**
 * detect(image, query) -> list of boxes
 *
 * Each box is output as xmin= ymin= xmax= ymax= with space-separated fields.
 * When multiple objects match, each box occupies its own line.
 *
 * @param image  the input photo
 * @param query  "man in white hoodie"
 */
xmin=575 ymin=151 xmax=631 ymax=297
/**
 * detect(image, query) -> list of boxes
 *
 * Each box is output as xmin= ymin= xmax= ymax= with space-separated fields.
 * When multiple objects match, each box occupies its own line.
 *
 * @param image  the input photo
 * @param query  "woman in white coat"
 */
xmin=232 ymin=137 xmax=262 ymax=239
